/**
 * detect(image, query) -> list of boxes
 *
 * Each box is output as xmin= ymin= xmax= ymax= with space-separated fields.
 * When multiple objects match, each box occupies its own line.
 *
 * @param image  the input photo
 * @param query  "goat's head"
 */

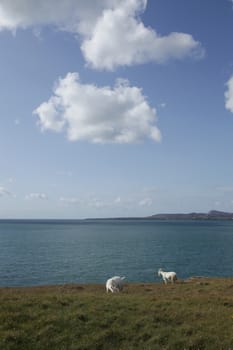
xmin=158 ymin=268 xmax=163 ymax=276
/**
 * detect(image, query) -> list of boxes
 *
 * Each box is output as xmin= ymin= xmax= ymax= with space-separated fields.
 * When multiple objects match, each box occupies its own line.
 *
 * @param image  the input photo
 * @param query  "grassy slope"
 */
xmin=1 ymin=278 xmax=233 ymax=350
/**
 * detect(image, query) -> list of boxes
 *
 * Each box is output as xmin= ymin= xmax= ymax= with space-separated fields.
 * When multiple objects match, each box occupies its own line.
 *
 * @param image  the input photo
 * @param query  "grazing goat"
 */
xmin=158 ymin=268 xmax=177 ymax=284
xmin=106 ymin=276 xmax=126 ymax=293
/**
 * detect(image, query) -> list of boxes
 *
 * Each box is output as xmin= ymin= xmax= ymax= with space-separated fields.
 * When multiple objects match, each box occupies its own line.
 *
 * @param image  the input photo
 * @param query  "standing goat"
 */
xmin=158 ymin=268 xmax=177 ymax=284
xmin=106 ymin=276 xmax=126 ymax=293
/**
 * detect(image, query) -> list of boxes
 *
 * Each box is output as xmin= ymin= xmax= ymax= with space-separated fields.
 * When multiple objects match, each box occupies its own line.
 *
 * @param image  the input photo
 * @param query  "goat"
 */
xmin=158 ymin=268 xmax=177 ymax=284
xmin=106 ymin=276 xmax=126 ymax=293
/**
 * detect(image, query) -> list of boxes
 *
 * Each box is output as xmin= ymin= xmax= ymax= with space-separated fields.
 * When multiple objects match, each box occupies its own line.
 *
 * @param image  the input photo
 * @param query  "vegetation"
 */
xmin=1 ymin=278 xmax=233 ymax=350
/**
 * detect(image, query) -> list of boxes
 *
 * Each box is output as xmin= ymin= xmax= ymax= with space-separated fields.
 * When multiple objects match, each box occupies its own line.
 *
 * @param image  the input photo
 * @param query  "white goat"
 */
xmin=158 ymin=268 xmax=177 ymax=284
xmin=106 ymin=276 xmax=126 ymax=293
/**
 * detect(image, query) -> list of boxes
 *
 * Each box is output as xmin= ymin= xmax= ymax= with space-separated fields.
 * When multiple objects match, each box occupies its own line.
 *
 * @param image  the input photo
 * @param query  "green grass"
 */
xmin=1 ymin=278 xmax=233 ymax=349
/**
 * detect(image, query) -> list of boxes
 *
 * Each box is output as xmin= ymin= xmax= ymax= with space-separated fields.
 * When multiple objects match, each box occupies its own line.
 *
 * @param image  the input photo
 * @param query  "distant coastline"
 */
xmin=1 ymin=210 xmax=233 ymax=222
xmin=88 ymin=210 xmax=233 ymax=221
xmin=147 ymin=210 xmax=233 ymax=220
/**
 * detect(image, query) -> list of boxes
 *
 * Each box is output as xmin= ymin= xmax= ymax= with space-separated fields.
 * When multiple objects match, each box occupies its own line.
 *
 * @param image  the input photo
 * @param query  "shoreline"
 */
xmin=0 ymin=276 xmax=232 ymax=290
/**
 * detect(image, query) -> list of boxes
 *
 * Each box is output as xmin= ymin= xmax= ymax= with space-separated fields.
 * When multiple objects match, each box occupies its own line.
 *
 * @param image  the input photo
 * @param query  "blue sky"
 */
xmin=1 ymin=0 xmax=233 ymax=219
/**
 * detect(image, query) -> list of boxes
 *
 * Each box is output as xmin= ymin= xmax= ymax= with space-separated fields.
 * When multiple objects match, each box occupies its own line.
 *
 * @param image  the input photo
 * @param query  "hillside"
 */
xmin=148 ymin=210 xmax=233 ymax=220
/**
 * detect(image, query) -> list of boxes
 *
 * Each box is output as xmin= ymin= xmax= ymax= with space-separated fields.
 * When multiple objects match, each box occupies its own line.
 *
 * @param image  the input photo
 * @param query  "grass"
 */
xmin=1 ymin=278 xmax=233 ymax=349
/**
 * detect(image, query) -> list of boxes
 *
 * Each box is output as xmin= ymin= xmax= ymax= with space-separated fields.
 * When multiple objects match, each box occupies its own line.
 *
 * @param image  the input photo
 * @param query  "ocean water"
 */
xmin=0 ymin=219 xmax=233 ymax=287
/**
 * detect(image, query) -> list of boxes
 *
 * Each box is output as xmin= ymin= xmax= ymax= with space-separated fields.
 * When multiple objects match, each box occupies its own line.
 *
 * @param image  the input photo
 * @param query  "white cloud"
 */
xmin=34 ymin=72 xmax=161 ymax=144
xmin=114 ymin=196 xmax=121 ymax=204
xmin=138 ymin=197 xmax=152 ymax=207
xmin=225 ymin=75 xmax=233 ymax=113
xmin=0 ymin=0 xmax=204 ymax=70
xmin=81 ymin=2 xmax=204 ymax=70
xmin=0 ymin=0 xmax=109 ymax=32
xmin=25 ymin=192 xmax=48 ymax=200
xmin=59 ymin=196 xmax=80 ymax=204
xmin=61 ymin=195 xmax=106 ymax=208
xmin=88 ymin=198 xmax=105 ymax=208
xmin=159 ymin=103 xmax=166 ymax=108
xmin=0 ymin=186 xmax=13 ymax=197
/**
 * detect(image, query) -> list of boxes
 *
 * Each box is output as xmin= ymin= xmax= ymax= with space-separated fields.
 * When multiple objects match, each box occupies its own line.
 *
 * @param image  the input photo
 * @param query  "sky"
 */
xmin=1 ymin=0 xmax=233 ymax=219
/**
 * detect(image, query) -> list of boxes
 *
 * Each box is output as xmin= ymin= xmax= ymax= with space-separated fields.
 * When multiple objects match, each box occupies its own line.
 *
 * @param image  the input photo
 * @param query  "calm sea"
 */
xmin=0 ymin=219 xmax=233 ymax=287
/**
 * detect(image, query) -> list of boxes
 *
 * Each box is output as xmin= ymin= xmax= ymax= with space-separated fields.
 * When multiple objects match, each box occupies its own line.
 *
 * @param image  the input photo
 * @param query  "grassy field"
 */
xmin=1 ymin=278 xmax=233 ymax=350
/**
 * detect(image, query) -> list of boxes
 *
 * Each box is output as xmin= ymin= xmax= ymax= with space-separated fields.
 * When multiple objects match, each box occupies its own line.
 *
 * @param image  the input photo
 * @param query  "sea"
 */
xmin=0 ymin=219 xmax=233 ymax=287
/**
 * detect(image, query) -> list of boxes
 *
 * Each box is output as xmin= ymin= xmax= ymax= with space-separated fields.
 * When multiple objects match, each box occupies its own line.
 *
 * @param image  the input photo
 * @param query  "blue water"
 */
xmin=0 ymin=219 xmax=233 ymax=287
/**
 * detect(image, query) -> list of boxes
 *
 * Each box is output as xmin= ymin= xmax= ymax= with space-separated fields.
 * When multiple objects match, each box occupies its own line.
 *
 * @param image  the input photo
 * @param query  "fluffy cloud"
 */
xmin=0 ymin=0 xmax=108 ymax=31
xmin=225 ymin=75 xmax=233 ymax=113
xmin=0 ymin=0 xmax=204 ymax=70
xmin=81 ymin=2 xmax=203 ymax=70
xmin=138 ymin=197 xmax=153 ymax=207
xmin=0 ymin=186 xmax=13 ymax=197
xmin=34 ymin=72 xmax=161 ymax=144
xmin=25 ymin=193 xmax=48 ymax=200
